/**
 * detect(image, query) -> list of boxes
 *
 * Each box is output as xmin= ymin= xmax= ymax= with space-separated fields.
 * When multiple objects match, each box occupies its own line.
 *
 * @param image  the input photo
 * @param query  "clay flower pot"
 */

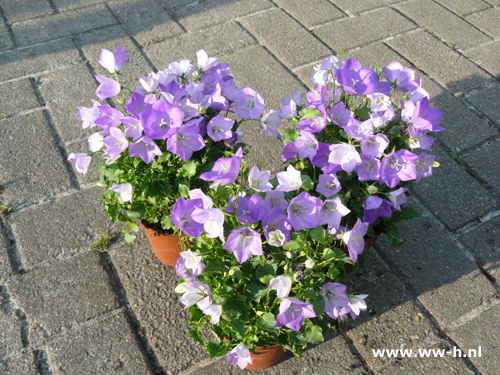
xmin=140 ymin=222 xmax=185 ymax=267
xmin=246 ymin=345 xmax=286 ymax=371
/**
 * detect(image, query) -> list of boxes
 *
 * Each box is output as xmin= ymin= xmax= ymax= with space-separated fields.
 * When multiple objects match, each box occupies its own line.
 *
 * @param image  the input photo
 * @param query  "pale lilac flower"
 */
xmin=415 ymin=152 xmax=436 ymax=183
xmin=175 ymin=257 xmax=205 ymax=281
xmin=262 ymin=206 xmax=291 ymax=243
xmin=189 ymin=189 xmax=213 ymax=209
xmin=234 ymin=87 xmax=265 ymax=119
xmin=329 ymin=144 xmax=362 ymax=173
xmin=294 ymin=130 xmax=319 ymax=160
xmin=276 ymin=165 xmax=302 ymax=192
xmin=248 ymin=165 xmax=272 ymax=192
xmin=360 ymin=134 xmax=389 ymax=158
xmin=344 ymin=119 xmax=374 ymax=140
xmin=167 ymin=124 xmax=205 ymax=162
xmin=112 ymin=182 xmax=133 ymax=203
xmin=223 ymin=227 xmax=263 ymax=264
xmin=76 ymin=99 xmax=100 ymax=129
xmin=268 ymin=229 xmax=287 ymax=247
xmin=340 ymin=294 xmax=368 ymax=320
xmin=175 ymin=281 xmax=211 ymax=310
xmin=227 ymin=344 xmax=252 ymax=369
xmin=297 ymin=105 xmax=327 ymax=133
xmin=409 ymin=77 xmax=430 ymax=103
xmin=407 ymin=126 xmax=434 ymax=151
xmin=379 ymin=150 xmax=418 ymax=188
xmin=311 ymin=143 xmax=333 ymax=169
xmin=129 ymin=136 xmax=163 ymax=164
xmin=95 ymin=105 xmax=124 ymax=135
xmin=331 ymin=102 xmax=354 ymax=127
xmin=320 ymin=283 xmax=349 ymax=319
xmin=355 ymin=155 xmax=381 ymax=181
xmin=316 ymin=173 xmax=341 ymax=198
xmin=318 ymin=197 xmax=350 ymax=228
xmin=265 ymin=191 xmax=289 ymax=212
xmin=367 ymin=93 xmax=392 ymax=112
xmin=67 ymin=153 xmax=91 ymax=176
xmin=363 ymin=196 xmax=393 ymax=224
xmin=124 ymin=92 xmax=146 ymax=117
xmin=202 ymin=304 xmax=222 ymax=325
xmin=102 ymin=151 xmax=120 ymax=165
xmin=334 ymin=58 xmax=378 ymax=95
xmin=140 ymin=98 xmax=185 ymax=140
xmin=168 ymin=59 xmax=196 ymax=77
xmin=261 ymin=110 xmax=281 ymax=137
xmin=199 ymin=148 xmax=243 ymax=188
xmin=274 ymin=297 xmax=316 ymax=331
xmin=371 ymin=108 xmax=395 ymax=128
xmin=139 ymin=72 xmax=159 ymax=92
xmin=95 ymin=75 xmax=121 ymax=100
xmin=388 ymin=187 xmax=408 ymax=211
xmin=281 ymin=142 xmax=300 ymax=163
xmin=103 ymin=127 xmax=128 ymax=156
xmin=287 ymin=192 xmax=322 ymax=231
xmin=383 ymin=61 xmax=418 ymax=92
xmin=196 ymin=49 xmax=218 ymax=72
xmin=88 ymin=132 xmax=104 ymax=152
xmin=342 ymin=219 xmax=369 ymax=263
xmin=122 ymin=117 xmax=143 ymax=141
xmin=269 ymin=275 xmax=292 ymax=298
xmin=191 ymin=208 xmax=225 ymax=242
xmin=96 ymin=46 xmax=129 ymax=73
xmin=171 ymin=197 xmax=205 ymax=238
xmin=207 ymin=114 xmax=233 ymax=142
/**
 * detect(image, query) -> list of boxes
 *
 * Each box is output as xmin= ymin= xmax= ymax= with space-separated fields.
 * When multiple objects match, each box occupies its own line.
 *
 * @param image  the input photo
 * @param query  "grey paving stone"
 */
xmin=0 ymin=310 xmax=23 ymax=358
xmin=434 ymin=0 xmax=490 ymax=16
xmin=109 ymin=231 xmax=208 ymax=374
xmin=0 ymin=226 xmax=13 ymax=283
xmin=0 ymin=79 xmax=41 ymax=118
xmin=0 ymin=350 xmax=38 ymax=375
xmin=457 ymin=213 xmax=500 ymax=283
xmin=52 ymin=0 xmax=106 ymax=11
xmin=314 ymin=7 xmax=416 ymax=52
xmin=108 ymin=0 xmax=184 ymax=47
xmin=448 ymin=302 xmax=500 ymax=375
xmin=0 ymin=19 xmax=14 ymax=52
xmin=172 ymin=0 xmax=274 ymax=32
xmin=412 ymin=145 xmax=499 ymax=230
xmin=48 ymin=311 xmax=150 ymax=374
xmin=12 ymin=5 xmax=117 ymax=46
xmin=396 ymin=0 xmax=491 ymax=51
xmin=387 ymin=29 xmax=494 ymax=95
xmin=0 ymin=38 xmax=81 ymax=82
xmin=37 ymin=63 xmax=98 ymax=143
xmin=466 ymin=7 xmax=500 ymax=40
xmin=143 ymin=21 xmax=256 ymax=70
xmin=9 ymin=187 xmax=118 ymax=268
xmin=75 ymin=24 xmax=153 ymax=92
xmin=65 ymin=139 xmax=102 ymax=185
xmin=0 ymin=0 xmax=53 ymax=23
xmin=463 ymin=139 xmax=500 ymax=194
xmin=0 ymin=111 xmax=74 ymax=207
xmin=6 ymin=251 xmax=120 ymax=344
xmin=465 ymin=42 xmax=500 ymax=79
xmin=273 ymin=0 xmax=346 ymax=27
xmin=375 ymin=199 xmax=497 ymax=327
xmin=239 ymin=9 xmax=331 ymax=68
xmin=329 ymin=0 xmax=403 ymax=15
xmin=466 ymin=83 xmax=500 ymax=124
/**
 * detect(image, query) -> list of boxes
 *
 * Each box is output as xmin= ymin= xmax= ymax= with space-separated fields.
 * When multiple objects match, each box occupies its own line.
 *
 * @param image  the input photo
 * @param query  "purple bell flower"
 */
xmin=274 ymin=297 xmax=316 ymax=331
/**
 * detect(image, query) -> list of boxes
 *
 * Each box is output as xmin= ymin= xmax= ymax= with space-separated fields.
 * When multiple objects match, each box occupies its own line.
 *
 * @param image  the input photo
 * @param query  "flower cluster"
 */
xmin=67 ymin=47 xmax=266 ymax=240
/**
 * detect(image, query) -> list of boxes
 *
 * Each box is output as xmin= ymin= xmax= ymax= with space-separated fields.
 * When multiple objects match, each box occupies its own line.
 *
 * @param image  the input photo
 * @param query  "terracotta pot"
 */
xmin=342 ymin=234 xmax=380 ymax=273
xmin=246 ymin=345 xmax=286 ymax=371
xmin=140 ymin=222 xmax=185 ymax=267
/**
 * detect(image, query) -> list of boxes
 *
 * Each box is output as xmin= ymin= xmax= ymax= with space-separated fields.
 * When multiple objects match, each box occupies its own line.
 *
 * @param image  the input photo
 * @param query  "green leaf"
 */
xmin=327 ymin=265 xmax=340 ymax=279
xmin=394 ymin=206 xmax=420 ymax=221
xmin=257 ymin=313 xmax=277 ymax=331
xmin=322 ymin=247 xmax=335 ymax=260
xmin=126 ymin=207 xmax=146 ymax=220
xmin=217 ymin=184 xmax=228 ymax=201
xmin=128 ymin=222 xmax=139 ymax=232
xmin=207 ymin=342 xmax=224 ymax=358
xmin=256 ymin=263 xmax=276 ymax=284
xmin=178 ymin=184 xmax=189 ymax=199
xmin=189 ymin=329 xmax=205 ymax=346
xmin=204 ymin=258 xmax=228 ymax=274
xmin=247 ymin=284 xmax=268 ymax=301
xmin=283 ymin=127 xmax=300 ymax=144
xmin=304 ymin=324 xmax=324 ymax=344
xmin=311 ymin=298 xmax=325 ymax=317
xmin=355 ymin=107 xmax=371 ymax=121
xmin=283 ymin=232 xmax=306 ymax=251
xmin=180 ymin=159 xmax=198 ymax=177
xmin=386 ymin=223 xmax=400 ymax=239
xmin=310 ymin=226 xmax=326 ymax=242
xmin=374 ymin=65 xmax=383 ymax=79
xmin=121 ymin=228 xmax=136 ymax=243
xmin=288 ymin=330 xmax=307 ymax=346
xmin=391 ymin=237 xmax=406 ymax=247
xmin=222 ymin=299 xmax=247 ymax=321
xmin=301 ymin=107 xmax=322 ymax=119
xmin=301 ymin=175 xmax=314 ymax=191
xmin=188 ymin=305 xmax=204 ymax=322
xmin=231 ymin=318 xmax=246 ymax=339
xmin=161 ymin=216 xmax=172 ymax=230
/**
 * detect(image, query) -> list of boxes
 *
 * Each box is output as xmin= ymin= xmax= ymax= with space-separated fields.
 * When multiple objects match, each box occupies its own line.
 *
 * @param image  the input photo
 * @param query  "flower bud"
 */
xmin=345 ymin=191 xmax=351 ymax=199
xmin=305 ymin=259 xmax=316 ymax=269
xmin=366 ymin=185 xmax=378 ymax=195
xmin=228 ymin=269 xmax=235 ymax=276
xmin=431 ymin=161 xmax=440 ymax=168
xmin=286 ymin=251 xmax=293 ymax=259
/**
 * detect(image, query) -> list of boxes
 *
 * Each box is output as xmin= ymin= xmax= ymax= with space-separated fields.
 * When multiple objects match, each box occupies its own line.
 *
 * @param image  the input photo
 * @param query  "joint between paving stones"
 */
xmin=151 ymin=0 xmax=188 ymax=34
xmin=1 ymin=284 xmax=31 ymax=347
xmin=0 ymin=218 xmax=24 ymax=274
xmin=323 ymin=0 xmax=351 ymax=18
xmin=46 ymin=0 xmax=60 ymax=15
xmin=0 ymin=3 xmax=18 ymax=48
xmin=338 ymin=329 xmax=375 ymax=375
xmin=33 ymin=348 xmax=52 ymax=375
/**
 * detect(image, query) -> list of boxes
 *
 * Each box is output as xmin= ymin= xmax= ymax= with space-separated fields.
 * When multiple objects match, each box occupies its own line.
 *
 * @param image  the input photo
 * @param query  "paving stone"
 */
xmin=448 ymin=302 xmax=500 ymax=375
xmin=412 ymin=145 xmax=499 ymax=230
xmin=52 ymin=0 xmax=106 ymax=11
xmin=314 ymin=7 xmax=416 ymax=52
xmin=6 ymin=251 xmax=120 ymax=344
xmin=387 ymin=29 xmax=494 ymax=95
xmin=0 ymin=226 xmax=13 ymax=283
xmin=463 ymin=139 xmax=500 ymax=193
xmin=108 ymin=0 xmax=184 ymax=47
xmin=0 ymin=0 xmax=53 ymax=23
xmin=109 ymin=231 xmax=208 ymax=374
xmin=0 ymin=310 xmax=23 ymax=358
xmin=433 ymin=0 xmax=490 ymax=16
xmin=0 ymin=350 xmax=38 ymax=375
xmin=0 ymin=79 xmax=41 ymax=118
xmin=273 ymin=0 xmax=346 ymax=27
xmin=0 ymin=38 xmax=81 ymax=82
xmin=64 ymin=140 xmax=102 ymax=185
xmin=375 ymin=199 xmax=497 ymax=327
xmin=330 ymin=0 xmax=403 ymax=15
xmin=9 ymin=187 xmax=118 ymax=268
xmin=37 ymin=63 xmax=98 ymax=143
xmin=396 ymin=0 xmax=491 ymax=51
xmin=172 ymin=0 xmax=274 ymax=32
xmin=0 ymin=111 xmax=74 ymax=207
xmin=12 ymin=5 xmax=117 ymax=46
xmin=465 ymin=42 xmax=500 ymax=79
xmin=466 ymin=83 xmax=500 ymax=124
xmin=0 ymin=19 xmax=14 ymax=52
xmin=143 ymin=21 xmax=256 ymax=70
xmin=466 ymin=8 xmax=500 ymax=40
xmin=239 ymin=9 xmax=331 ymax=68
xmin=48 ymin=311 xmax=150 ymax=374
xmin=458 ymin=213 xmax=500 ymax=283
xmin=75 ymin=24 xmax=153 ymax=92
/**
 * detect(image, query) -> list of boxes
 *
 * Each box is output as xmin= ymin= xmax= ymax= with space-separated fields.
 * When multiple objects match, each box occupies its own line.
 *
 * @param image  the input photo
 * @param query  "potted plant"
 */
xmin=172 ymin=55 xmax=443 ymax=369
xmin=67 ymin=47 xmax=269 ymax=266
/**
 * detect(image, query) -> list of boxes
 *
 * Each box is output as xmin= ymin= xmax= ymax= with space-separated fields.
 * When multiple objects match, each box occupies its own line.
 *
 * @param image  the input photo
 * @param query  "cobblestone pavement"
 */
xmin=1 ymin=0 xmax=499 ymax=374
